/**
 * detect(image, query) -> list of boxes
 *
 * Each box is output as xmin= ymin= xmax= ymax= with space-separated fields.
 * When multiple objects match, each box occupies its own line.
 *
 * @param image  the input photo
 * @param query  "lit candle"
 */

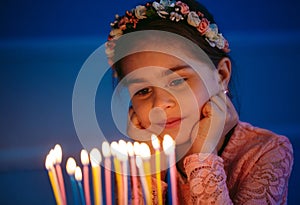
xmin=135 ymin=155 xmax=151 ymax=205
xmin=151 ymin=134 xmax=163 ymax=205
xmin=127 ymin=141 xmax=139 ymax=205
xmin=118 ymin=140 xmax=129 ymax=205
xmin=90 ymin=148 xmax=102 ymax=205
xmin=45 ymin=153 xmax=63 ymax=205
xmin=80 ymin=149 xmax=91 ymax=205
xmin=66 ymin=157 xmax=79 ymax=205
xmin=140 ymin=142 xmax=152 ymax=205
xmin=53 ymin=144 xmax=67 ymax=205
xmin=163 ymin=134 xmax=178 ymax=205
xmin=110 ymin=141 xmax=123 ymax=205
xmin=75 ymin=166 xmax=86 ymax=205
xmin=102 ymin=141 xmax=112 ymax=205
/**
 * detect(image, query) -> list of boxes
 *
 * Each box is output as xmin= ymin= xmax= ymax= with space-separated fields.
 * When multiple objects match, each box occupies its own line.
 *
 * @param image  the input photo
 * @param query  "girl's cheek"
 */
xmin=133 ymin=105 xmax=150 ymax=127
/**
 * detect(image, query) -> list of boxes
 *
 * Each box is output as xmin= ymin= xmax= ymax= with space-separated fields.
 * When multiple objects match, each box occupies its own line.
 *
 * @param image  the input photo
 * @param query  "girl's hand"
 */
xmin=191 ymin=91 xmax=238 ymax=154
xmin=177 ymin=91 xmax=238 ymax=160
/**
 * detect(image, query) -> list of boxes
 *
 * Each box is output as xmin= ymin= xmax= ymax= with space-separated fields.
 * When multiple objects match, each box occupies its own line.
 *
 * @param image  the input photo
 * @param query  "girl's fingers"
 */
xmin=210 ymin=92 xmax=227 ymax=112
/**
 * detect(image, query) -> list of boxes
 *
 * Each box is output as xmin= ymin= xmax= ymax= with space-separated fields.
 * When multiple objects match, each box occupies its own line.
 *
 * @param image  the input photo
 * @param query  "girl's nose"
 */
xmin=152 ymin=87 xmax=176 ymax=109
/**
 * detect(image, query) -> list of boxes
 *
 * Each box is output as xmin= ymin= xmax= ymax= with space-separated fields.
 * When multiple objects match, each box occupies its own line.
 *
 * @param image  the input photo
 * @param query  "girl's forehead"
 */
xmin=121 ymin=51 xmax=191 ymax=75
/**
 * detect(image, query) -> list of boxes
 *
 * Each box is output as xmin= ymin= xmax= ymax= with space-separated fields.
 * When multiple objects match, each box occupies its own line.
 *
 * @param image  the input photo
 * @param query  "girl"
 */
xmin=105 ymin=0 xmax=293 ymax=204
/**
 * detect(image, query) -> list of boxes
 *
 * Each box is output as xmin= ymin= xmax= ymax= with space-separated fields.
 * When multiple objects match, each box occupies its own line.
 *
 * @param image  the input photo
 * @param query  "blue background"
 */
xmin=0 ymin=0 xmax=300 ymax=204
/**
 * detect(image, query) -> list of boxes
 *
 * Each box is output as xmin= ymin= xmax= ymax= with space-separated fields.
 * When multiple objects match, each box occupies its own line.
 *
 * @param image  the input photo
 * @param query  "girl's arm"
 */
xmin=182 ymin=131 xmax=293 ymax=204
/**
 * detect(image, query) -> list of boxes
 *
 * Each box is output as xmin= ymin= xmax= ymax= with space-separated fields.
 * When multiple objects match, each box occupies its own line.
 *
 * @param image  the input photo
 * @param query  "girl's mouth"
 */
xmin=156 ymin=118 xmax=182 ymax=129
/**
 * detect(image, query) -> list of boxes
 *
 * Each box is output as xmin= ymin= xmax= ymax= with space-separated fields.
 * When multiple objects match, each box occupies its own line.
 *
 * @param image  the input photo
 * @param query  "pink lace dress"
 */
xmin=134 ymin=121 xmax=294 ymax=204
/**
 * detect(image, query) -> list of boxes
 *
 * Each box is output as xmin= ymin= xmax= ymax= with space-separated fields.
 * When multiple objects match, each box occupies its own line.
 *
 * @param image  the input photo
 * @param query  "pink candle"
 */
xmin=80 ymin=149 xmax=91 ymax=205
xmin=117 ymin=140 xmax=129 ymax=205
xmin=127 ymin=142 xmax=139 ymax=205
xmin=163 ymin=134 xmax=178 ymax=205
xmin=53 ymin=144 xmax=67 ymax=205
xmin=102 ymin=141 xmax=112 ymax=205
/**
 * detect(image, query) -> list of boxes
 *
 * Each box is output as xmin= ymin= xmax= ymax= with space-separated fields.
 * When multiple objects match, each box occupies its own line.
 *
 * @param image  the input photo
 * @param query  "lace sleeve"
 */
xmin=233 ymin=140 xmax=293 ymax=205
xmin=184 ymin=153 xmax=233 ymax=205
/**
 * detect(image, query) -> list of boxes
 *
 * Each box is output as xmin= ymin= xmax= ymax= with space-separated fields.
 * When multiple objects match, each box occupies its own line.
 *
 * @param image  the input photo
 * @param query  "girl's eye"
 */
xmin=134 ymin=87 xmax=152 ymax=96
xmin=169 ymin=78 xmax=187 ymax=87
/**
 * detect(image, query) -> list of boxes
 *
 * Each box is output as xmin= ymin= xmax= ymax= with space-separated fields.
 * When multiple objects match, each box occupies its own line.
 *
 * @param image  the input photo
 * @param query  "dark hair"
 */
xmin=111 ymin=0 xmax=239 ymax=109
xmin=113 ymin=0 xmax=230 ymax=76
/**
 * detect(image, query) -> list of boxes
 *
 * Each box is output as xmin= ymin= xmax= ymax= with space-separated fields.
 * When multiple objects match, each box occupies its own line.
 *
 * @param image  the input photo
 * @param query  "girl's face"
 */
xmin=120 ymin=51 xmax=210 ymax=145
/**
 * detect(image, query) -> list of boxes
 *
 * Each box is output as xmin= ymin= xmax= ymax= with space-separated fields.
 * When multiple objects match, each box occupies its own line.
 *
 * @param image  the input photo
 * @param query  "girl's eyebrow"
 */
xmin=125 ymin=65 xmax=192 ymax=86
xmin=125 ymin=77 xmax=147 ymax=85
xmin=164 ymin=65 xmax=192 ymax=76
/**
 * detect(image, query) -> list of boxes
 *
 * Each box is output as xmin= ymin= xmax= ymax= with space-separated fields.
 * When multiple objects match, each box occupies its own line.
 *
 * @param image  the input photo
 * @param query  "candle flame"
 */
xmin=126 ymin=142 xmax=134 ymax=157
xmin=90 ymin=148 xmax=102 ymax=167
xmin=118 ymin=139 xmax=127 ymax=149
xmin=75 ymin=166 xmax=83 ymax=181
xmin=53 ymin=144 xmax=62 ymax=164
xmin=140 ymin=143 xmax=151 ymax=160
xmin=110 ymin=141 xmax=119 ymax=157
xmin=80 ymin=149 xmax=90 ymax=166
xmin=151 ymin=134 xmax=160 ymax=150
xmin=45 ymin=154 xmax=54 ymax=170
xmin=133 ymin=142 xmax=141 ymax=156
xmin=117 ymin=140 xmax=128 ymax=161
xmin=163 ymin=134 xmax=175 ymax=155
xmin=66 ymin=157 xmax=76 ymax=175
xmin=102 ymin=141 xmax=111 ymax=157
xmin=47 ymin=149 xmax=56 ymax=165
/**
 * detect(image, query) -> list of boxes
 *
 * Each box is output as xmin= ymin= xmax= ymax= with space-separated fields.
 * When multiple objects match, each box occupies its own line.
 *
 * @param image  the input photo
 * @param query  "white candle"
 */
xmin=136 ymin=155 xmax=151 ymax=205
xmin=139 ymin=142 xmax=152 ymax=200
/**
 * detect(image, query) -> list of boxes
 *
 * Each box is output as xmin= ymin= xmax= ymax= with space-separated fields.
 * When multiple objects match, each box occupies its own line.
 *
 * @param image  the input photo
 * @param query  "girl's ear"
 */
xmin=217 ymin=57 xmax=232 ymax=89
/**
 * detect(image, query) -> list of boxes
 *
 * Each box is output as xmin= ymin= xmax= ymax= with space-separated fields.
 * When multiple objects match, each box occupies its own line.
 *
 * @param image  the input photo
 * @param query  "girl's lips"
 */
xmin=156 ymin=118 xmax=182 ymax=129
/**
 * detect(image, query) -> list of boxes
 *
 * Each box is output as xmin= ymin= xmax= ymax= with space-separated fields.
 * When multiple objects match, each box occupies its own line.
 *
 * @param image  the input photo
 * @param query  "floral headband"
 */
xmin=105 ymin=0 xmax=230 ymax=66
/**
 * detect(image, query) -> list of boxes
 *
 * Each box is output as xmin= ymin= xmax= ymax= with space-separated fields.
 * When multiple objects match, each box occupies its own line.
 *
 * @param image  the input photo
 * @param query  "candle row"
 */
xmin=45 ymin=134 xmax=178 ymax=205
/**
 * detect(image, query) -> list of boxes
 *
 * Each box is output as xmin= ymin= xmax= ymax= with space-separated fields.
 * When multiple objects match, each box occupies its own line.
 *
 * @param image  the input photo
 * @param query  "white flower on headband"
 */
xmin=170 ymin=11 xmax=184 ymax=22
xmin=135 ymin=6 xmax=147 ymax=19
xmin=187 ymin=11 xmax=201 ymax=27
xmin=160 ymin=0 xmax=175 ymax=7
xmin=152 ymin=2 xmax=169 ymax=18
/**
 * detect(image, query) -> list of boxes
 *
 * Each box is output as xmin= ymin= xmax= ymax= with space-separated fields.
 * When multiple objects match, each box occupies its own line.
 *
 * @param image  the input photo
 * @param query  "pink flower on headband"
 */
xmin=118 ymin=16 xmax=130 ymax=30
xmin=222 ymin=39 xmax=230 ymax=53
xmin=176 ymin=1 xmax=190 ymax=15
xmin=197 ymin=18 xmax=210 ymax=35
